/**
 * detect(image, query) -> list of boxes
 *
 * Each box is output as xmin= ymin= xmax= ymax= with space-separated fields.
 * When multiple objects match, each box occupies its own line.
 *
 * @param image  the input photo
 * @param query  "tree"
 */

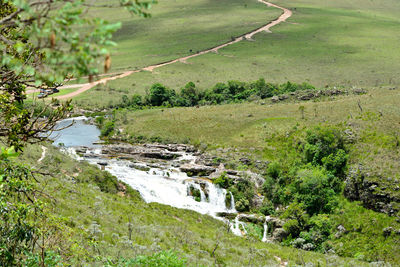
xmin=1 ymin=0 xmax=154 ymax=150
xmin=148 ymin=83 xmax=175 ymax=106
xmin=1 ymin=0 xmax=154 ymax=264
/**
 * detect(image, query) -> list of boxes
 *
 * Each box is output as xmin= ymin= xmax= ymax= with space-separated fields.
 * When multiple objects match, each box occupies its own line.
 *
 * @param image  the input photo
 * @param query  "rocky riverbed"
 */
xmin=62 ymin=142 xmax=287 ymax=242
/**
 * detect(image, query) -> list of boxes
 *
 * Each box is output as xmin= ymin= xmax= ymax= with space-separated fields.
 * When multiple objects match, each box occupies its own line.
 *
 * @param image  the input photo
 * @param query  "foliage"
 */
xmin=0 ymin=0 xmax=154 ymax=150
xmin=118 ymin=79 xmax=317 ymax=109
xmin=147 ymin=83 xmax=176 ymax=106
xmin=101 ymin=120 xmax=115 ymax=137
xmin=178 ymin=82 xmax=200 ymax=107
xmin=301 ymin=126 xmax=348 ymax=176
xmin=291 ymin=168 xmax=339 ymax=215
xmin=0 ymin=147 xmax=39 ymax=265
xmin=213 ymin=172 xmax=232 ymax=189
xmin=23 ymin=250 xmax=63 ymax=267
xmin=102 ymin=250 xmax=187 ymax=267
xmin=229 ymin=178 xmax=254 ymax=212
xmin=266 ymin=162 xmax=281 ymax=179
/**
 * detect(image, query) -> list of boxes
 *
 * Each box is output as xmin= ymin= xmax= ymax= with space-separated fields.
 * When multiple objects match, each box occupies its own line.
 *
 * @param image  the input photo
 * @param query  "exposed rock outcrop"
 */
xmin=344 ymin=165 xmax=400 ymax=217
xmin=180 ymin=164 xmax=216 ymax=177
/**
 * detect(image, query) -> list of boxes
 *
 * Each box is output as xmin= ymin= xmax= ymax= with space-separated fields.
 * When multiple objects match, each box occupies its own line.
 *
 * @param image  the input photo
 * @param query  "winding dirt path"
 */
xmin=54 ymin=0 xmax=292 ymax=100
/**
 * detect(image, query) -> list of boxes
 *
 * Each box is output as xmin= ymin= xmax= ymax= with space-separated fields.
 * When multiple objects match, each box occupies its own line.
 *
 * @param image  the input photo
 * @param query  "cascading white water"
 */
xmin=229 ymin=192 xmax=236 ymax=212
xmin=71 ymin=148 xmax=232 ymax=218
xmin=230 ymin=215 xmax=247 ymax=236
xmin=262 ymin=215 xmax=271 ymax=242
xmin=54 ymin=118 xmax=259 ymax=239
xmin=187 ymin=181 xmax=207 ymax=202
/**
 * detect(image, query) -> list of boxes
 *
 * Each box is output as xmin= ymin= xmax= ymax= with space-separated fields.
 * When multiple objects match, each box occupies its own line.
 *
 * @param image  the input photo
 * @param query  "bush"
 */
xmin=101 ymin=120 xmax=115 ymax=137
xmin=109 ymin=250 xmax=187 ymax=267
xmin=95 ymin=116 xmax=105 ymax=126
xmin=251 ymin=78 xmax=274 ymax=99
xmin=292 ymin=168 xmax=338 ymax=215
xmin=131 ymin=94 xmax=143 ymax=107
xmin=302 ymin=125 xmax=348 ymax=176
xmin=235 ymin=198 xmax=250 ymax=212
xmin=283 ymin=219 xmax=302 ymax=238
xmin=213 ymin=172 xmax=232 ymax=189
xmin=179 ymin=82 xmax=199 ymax=106
xmin=77 ymin=168 xmax=119 ymax=194
xmin=148 ymin=83 xmax=176 ymax=106
xmin=228 ymin=178 xmax=255 ymax=212
xmin=322 ymin=149 xmax=348 ymax=176
xmin=260 ymin=199 xmax=275 ymax=215
xmin=266 ymin=162 xmax=281 ymax=179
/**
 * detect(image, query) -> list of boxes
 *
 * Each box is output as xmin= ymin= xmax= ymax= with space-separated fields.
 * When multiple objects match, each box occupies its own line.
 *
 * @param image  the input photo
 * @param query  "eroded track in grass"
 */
xmin=54 ymin=0 xmax=292 ymax=100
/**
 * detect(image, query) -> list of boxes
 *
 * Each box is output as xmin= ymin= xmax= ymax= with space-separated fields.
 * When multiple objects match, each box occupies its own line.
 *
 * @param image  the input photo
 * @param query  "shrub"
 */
xmin=228 ymin=178 xmax=255 ymax=212
xmin=213 ymin=172 xmax=232 ymax=189
xmin=266 ymin=162 xmax=281 ymax=179
xmin=251 ymin=78 xmax=273 ymax=99
xmin=260 ymin=199 xmax=275 ymax=215
xmin=302 ymin=125 xmax=348 ymax=177
xmin=235 ymin=198 xmax=250 ymax=212
xmin=131 ymin=250 xmax=187 ymax=266
xmin=101 ymin=120 xmax=115 ymax=137
xmin=322 ymin=149 xmax=348 ymax=176
xmin=292 ymin=168 xmax=338 ymax=215
xmin=131 ymin=94 xmax=143 ymax=107
xmin=77 ymin=168 xmax=119 ymax=194
xmin=121 ymin=94 xmax=130 ymax=107
xmin=148 ymin=83 xmax=176 ymax=106
xmin=110 ymin=250 xmax=187 ymax=267
xmin=179 ymin=82 xmax=199 ymax=106
xmin=95 ymin=116 xmax=105 ymax=126
xmin=283 ymin=219 xmax=301 ymax=238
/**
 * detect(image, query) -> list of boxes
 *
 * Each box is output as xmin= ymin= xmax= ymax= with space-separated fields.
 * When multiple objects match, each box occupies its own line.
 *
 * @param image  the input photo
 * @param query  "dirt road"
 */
xmin=54 ymin=0 xmax=292 ymax=100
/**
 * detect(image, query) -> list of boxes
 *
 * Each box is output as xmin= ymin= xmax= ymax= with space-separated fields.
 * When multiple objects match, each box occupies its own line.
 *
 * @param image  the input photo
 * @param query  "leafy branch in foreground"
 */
xmin=0 ymin=0 xmax=154 ymax=150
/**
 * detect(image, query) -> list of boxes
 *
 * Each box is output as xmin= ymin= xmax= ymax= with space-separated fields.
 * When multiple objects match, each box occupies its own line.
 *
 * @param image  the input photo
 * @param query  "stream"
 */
xmin=52 ymin=117 xmax=269 ymax=239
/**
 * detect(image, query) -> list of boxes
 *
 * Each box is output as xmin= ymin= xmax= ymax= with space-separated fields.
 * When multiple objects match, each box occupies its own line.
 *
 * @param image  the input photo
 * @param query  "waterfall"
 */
xmin=262 ymin=215 xmax=271 ymax=242
xmin=230 ymin=215 xmax=247 ymax=236
xmin=229 ymin=192 xmax=236 ymax=212
xmin=186 ymin=182 xmax=207 ymax=202
xmin=71 ymin=149 xmax=233 ymax=218
xmin=208 ymin=183 xmax=227 ymax=209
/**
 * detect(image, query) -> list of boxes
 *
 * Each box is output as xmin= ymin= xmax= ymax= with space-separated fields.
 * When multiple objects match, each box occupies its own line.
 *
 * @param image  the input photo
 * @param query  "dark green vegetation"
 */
xmin=113 ymin=79 xmax=315 ymax=110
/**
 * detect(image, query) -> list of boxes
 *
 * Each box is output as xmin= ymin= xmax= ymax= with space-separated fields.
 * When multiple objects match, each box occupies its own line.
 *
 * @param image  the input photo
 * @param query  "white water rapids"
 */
xmin=54 ymin=117 xmax=271 ymax=240
xmin=66 ymin=147 xmax=236 ymax=218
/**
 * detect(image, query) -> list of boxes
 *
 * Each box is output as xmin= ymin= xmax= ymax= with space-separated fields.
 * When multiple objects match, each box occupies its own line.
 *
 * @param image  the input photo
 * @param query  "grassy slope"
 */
xmin=87 ymin=0 xmax=281 ymax=72
xmin=19 ymin=144 xmax=366 ymax=266
xmin=74 ymin=0 xmax=400 ymax=109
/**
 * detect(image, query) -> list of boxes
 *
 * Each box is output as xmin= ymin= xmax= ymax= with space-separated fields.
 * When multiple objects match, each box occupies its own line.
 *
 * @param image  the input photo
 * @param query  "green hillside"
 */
xmin=73 ymin=0 xmax=400 ymax=109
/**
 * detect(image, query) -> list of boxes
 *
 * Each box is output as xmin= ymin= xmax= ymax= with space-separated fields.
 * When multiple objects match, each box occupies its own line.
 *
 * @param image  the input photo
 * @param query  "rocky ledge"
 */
xmin=344 ymin=165 xmax=400 ymax=217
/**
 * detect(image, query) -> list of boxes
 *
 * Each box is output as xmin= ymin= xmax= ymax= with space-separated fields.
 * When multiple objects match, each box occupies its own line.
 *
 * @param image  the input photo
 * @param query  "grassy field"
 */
xmin=86 ymin=0 xmax=280 ymax=72
xmin=113 ymin=88 xmax=399 ymax=149
xmin=72 ymin=0 xmax=400 ymax=109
